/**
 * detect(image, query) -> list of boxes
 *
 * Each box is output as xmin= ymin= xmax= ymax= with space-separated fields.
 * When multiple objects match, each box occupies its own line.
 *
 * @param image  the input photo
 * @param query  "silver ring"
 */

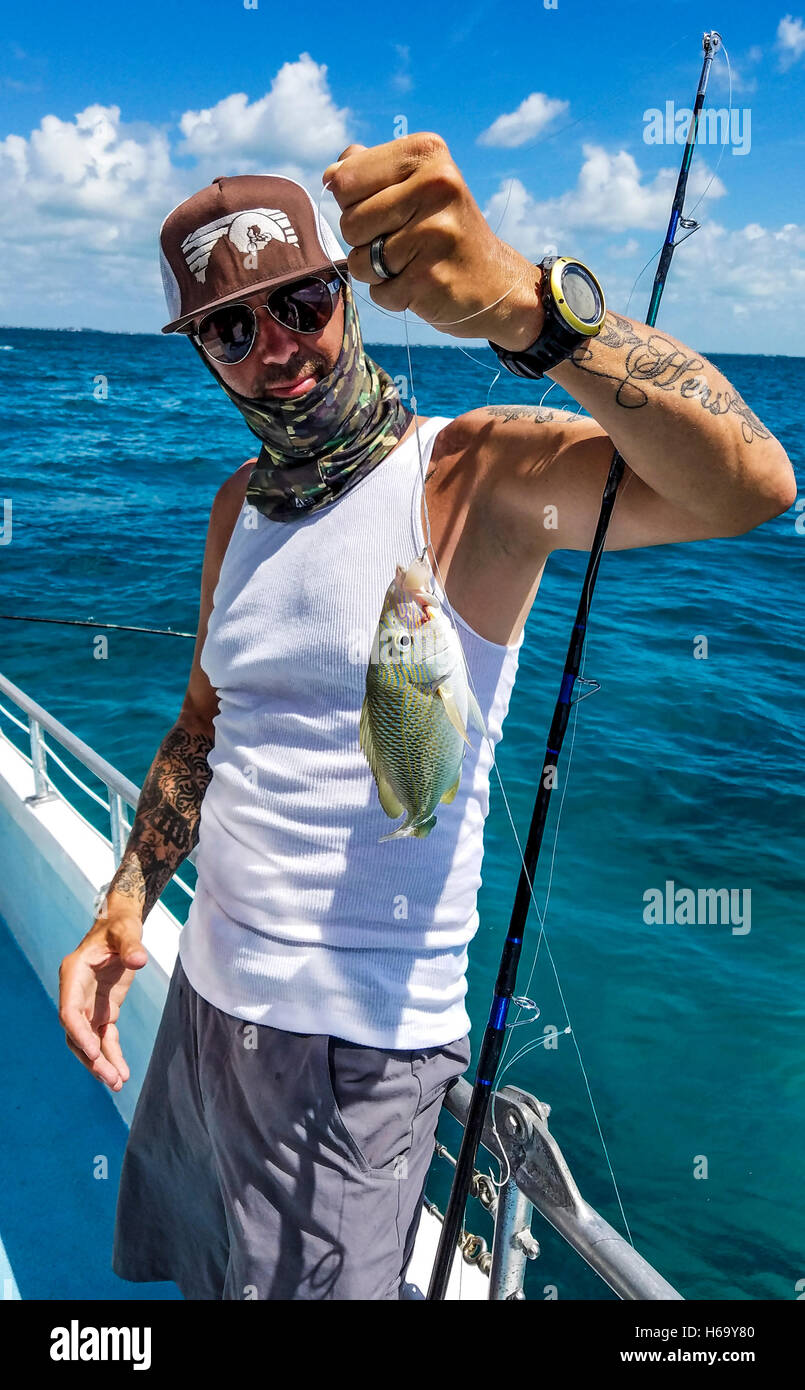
xmin=370 ymin=235 xmax=396 ymax=280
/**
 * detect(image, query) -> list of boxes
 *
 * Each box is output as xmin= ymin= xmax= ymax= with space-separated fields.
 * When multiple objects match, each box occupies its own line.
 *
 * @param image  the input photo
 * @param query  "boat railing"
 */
xmin=0 ymin=670 xmax=683 ymax=1301
xmin=438 ymin=1076 xmax=683 ymax=1300
xmin=0 ymin=671 xmax=198 ymax=903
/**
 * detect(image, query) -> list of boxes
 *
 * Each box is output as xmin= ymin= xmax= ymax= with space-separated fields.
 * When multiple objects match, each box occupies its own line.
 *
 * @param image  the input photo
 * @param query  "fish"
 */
xmin=360 ymin=557 xmax=487 ymax=841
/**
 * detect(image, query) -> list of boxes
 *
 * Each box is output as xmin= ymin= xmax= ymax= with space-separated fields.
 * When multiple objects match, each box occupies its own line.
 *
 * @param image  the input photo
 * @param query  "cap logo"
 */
xmin=180 ymin=208 xmax=301 ymax=283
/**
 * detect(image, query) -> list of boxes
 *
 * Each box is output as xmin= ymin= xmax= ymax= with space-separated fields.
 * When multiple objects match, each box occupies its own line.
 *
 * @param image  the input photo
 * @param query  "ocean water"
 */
xmin=0 ymin=325 xmax=802 ymax=1301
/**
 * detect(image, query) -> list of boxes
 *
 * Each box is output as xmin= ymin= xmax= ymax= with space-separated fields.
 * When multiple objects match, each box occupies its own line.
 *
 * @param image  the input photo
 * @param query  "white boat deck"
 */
xmin=0 ymin=713 xmax=487 ymax=1300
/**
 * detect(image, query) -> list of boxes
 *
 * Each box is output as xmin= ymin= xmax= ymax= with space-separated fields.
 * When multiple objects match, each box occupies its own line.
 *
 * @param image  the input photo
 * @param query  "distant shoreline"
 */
xmin=0 ymin=324 xmax=800 ymax=359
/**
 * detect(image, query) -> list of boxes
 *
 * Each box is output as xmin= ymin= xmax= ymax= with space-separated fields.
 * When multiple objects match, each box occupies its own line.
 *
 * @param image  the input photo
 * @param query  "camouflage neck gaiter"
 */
xmin=193 ymin=277 xmax=414 ymax=522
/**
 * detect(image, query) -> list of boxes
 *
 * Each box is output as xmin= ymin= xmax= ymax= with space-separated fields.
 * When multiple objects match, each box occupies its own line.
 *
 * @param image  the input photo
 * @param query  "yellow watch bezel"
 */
xmin=547 ymin=257 xmax=606 ymax=337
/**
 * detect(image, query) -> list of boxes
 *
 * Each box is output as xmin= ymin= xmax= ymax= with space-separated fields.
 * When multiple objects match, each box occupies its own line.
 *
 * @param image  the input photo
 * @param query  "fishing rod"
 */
xmin=0 ymin=613 xmax=195 ymax=638
xmin=427 ymin=29 xmax=722 ymax=1301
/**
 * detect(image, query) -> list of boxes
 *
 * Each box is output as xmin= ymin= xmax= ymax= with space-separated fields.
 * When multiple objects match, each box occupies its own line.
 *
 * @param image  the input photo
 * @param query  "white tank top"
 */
xmin=178 ymin=416 xmax=525 ymax=1048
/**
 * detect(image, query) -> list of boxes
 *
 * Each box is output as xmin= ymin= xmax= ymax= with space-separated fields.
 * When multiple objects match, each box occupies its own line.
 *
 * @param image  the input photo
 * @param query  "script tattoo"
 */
xmin=109 ymin=723 xmax=214 ymax=919
xmin=569 ymin=312 xmax=770 ymax=443
xmin=484 ymin=405 xmax=557 ymax=424
xmin=677 ymin=376 xmax=771 ymax=444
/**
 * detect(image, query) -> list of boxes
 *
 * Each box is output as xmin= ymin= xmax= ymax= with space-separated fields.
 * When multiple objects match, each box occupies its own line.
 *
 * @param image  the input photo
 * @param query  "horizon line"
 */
xmin=0 ymin=324 xmax=799 ymax=359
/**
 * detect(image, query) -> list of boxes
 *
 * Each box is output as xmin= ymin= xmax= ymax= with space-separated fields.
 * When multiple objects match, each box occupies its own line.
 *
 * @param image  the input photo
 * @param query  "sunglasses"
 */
xmin=190 ymin=274 xmax=343 ymax=365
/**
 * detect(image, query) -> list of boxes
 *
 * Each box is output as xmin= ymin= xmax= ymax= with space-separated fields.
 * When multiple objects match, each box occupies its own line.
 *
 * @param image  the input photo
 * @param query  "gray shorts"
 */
xmin=112 ymin=955 xmax=471 ymax=1300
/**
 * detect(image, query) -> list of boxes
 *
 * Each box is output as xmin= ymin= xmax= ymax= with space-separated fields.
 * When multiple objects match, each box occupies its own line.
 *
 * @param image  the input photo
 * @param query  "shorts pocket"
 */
xmin=411 ymin=1033 xmax=471 ymax=1111
xmin=321 ymin=1037 xmax=420 ymax=1179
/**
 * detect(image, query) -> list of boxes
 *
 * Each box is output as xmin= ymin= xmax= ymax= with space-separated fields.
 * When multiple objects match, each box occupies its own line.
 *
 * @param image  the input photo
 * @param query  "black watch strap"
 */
xmin=488 ymin=256 xmax=590 ymax=379
xmin=489 ymin=318 xmax=586 ymax=379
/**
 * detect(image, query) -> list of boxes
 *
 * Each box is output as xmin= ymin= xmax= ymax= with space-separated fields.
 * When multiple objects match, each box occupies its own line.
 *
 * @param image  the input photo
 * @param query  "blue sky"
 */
xmin=1 ymin=0 xmax=804 ymax=352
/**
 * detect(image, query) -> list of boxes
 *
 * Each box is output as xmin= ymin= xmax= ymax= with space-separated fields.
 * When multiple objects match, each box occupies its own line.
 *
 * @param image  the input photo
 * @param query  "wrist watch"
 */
xmin=488 ymin=255 xmax=606 ymax=379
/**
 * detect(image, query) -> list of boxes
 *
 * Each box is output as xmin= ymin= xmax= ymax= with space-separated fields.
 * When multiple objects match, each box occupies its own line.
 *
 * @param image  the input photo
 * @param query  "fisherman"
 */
xmin=58 ymin=134 xmax=795 ymax=1301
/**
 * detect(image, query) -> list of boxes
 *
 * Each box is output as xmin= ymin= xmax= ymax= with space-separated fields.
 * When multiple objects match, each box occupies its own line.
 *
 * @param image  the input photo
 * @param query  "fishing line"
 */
xmin=426 ymin=32 xmax=722 ymax=1299
xmin=313 ymin=188 xmax=545 ymax=879
xmin=623 ymin=40 xmax=732 ymax=319
xmin=473 ymin=431 xmax=638 ymax=1237
xmin=317 ymin=159 xmax=632 ymax=1234
xmin=314 ymin=178 xmax=576 ymax=889
xmin=4 ymin=65 xmax=723 ymax=1283
xmin=491 ymin=40 xmax=732 ymax=431
xmin=315 ymin=175 xmax=633 ymax=1235
xmin=482 ymin=520 xmax=633 ymax=1235
xmin=488 ymin=39 xmax=735 ymax=1213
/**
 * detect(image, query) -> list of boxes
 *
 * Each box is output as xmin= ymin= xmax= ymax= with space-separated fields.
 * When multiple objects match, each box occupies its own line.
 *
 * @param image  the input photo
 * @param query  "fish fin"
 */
xmin=449 ymin=635 xmax=487 ymax=739
xmin=436 ymin=681 xmax=471 ymax=746
xmin=378 ymin=823 xmax=413 ymax=843
xmin=377 ymin=775 xmax=405 ymax=820
xmin=359 ymin=693 xmax=372 ymax=755
xmin=361 ymin=695 xmax=405 ymax=819
xmin=467 ymin=687 xmax=487 ymax=739
xmin=379 ymin=812 xmax=437 ymax=842
xmin=453 ymin=641 xmax=487 ymax=739
xmin=440 ymin=774 xmax=461 ymax=805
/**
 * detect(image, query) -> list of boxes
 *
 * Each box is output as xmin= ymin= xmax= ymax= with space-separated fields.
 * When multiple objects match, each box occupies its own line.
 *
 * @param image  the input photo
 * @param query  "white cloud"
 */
xmin=391 ymin=43 xmax=412 ymax=93
xmin=178 ymin=53 xmax=352 ymax=170
xmin=0 ymin=56 xmax=354 ymax=330
xmin=674 ymin=218 xmax=805 ymax=306
xmin=0 ymin=63 xmax=801 ymax=354
xmin=0 ymin=103 xmax=175 ymax=294
xmin=9 ymin=105 xmax=173 ymax=214
xmin=777 ymin=14 xmax=805 ymax=69
xmin=474 ymin=147 xmax=805 ymax=353
xmin=611 ymin=237 xmax=640 ymax=259
xmin=609 ymin=219 xmax=805 ymax=351
xmin=478 ymin=92 xmax=569 ymax=148
xmin=709 ymin=52 xmax=758 ymax=94
xmin=0 ymin=112 xmax=178 ymax=328
xmin=484 ymin=144 xmax=726 ymax=257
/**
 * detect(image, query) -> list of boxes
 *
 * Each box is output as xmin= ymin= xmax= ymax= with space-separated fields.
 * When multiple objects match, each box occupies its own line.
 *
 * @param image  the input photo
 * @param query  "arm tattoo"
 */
xmin=483 ymin=405 xmax=557 ymax=424
xmin=569 ymin=311 xmax=770 ymax=442
xmin=108 ymin=722 xmax=214 ymax=919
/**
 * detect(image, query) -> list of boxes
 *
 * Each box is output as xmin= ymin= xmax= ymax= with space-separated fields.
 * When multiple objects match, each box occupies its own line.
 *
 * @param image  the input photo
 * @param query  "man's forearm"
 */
xmin=104 ymin=717 xmax=214 ymax=922
xmin=556 ymin=311 xmax=793 ymax=521
xmin=496 ymin=263 xmax=796 ymax=531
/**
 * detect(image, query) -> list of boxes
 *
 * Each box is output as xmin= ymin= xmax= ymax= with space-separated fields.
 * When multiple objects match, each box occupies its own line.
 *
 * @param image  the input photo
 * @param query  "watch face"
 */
xmin=559 ymin=264 xmax=603 ymax=326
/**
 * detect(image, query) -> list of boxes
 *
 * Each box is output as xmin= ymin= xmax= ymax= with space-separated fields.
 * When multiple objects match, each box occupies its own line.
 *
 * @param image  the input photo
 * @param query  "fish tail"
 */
xmin=378 ymin=813 xmax=437 ymax=843
xmin=378 ymin=816 xmax=415 ymax=842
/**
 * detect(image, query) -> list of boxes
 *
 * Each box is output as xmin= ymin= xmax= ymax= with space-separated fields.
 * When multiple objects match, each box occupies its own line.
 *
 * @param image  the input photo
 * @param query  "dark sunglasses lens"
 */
xmin=269 ymin=278 xmax=334 ymax=333
xmin=198 ymin=304 xmax=255 ymax=363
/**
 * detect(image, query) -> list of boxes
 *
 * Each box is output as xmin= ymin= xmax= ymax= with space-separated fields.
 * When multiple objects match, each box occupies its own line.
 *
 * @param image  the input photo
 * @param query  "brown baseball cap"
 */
xmin=159 ymin=173 xmax=349 ymax=334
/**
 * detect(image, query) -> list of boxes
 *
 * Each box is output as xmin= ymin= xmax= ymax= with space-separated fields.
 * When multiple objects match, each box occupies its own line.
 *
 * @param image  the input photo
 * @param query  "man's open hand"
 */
xmin=59 ymin=913 xmax=148 ymax=1091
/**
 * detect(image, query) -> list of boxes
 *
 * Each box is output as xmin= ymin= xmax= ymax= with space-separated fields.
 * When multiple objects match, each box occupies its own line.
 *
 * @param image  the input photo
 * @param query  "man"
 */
xmin=58 ymin=134 xmax=796 ymax=1301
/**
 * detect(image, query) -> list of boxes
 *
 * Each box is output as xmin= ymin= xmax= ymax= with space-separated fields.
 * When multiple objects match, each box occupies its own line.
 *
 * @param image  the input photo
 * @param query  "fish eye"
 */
xmin=397 ymin=633 xmax=411 ymax=647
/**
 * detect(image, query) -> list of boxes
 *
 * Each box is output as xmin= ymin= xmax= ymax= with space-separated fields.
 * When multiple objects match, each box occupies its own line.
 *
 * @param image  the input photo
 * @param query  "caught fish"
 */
xmin=360 ymin=557 xmax=487 ymax=841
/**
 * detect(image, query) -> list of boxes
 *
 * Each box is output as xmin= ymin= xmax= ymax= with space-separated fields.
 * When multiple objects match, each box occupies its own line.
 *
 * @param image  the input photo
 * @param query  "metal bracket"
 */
xmin=441 ymin=1078 xmax=685 ymax=1297
xmin=570 ymin=675 xmax=600 ymax=707
xmin=486 ymin=1087 xmax=584 ymax=1217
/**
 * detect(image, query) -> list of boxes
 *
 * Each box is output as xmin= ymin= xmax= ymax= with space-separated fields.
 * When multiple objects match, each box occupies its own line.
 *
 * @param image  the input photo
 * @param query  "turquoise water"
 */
xmin=0 ymin=326 xmax=802 ymax=1301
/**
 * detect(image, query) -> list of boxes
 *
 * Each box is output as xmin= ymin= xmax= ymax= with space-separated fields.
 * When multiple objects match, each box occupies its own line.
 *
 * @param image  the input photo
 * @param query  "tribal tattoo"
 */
xmin=108 ymin=722 xmax=214 ymax=919
xmin=569 ymin=313 xmax=770 ymax=443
